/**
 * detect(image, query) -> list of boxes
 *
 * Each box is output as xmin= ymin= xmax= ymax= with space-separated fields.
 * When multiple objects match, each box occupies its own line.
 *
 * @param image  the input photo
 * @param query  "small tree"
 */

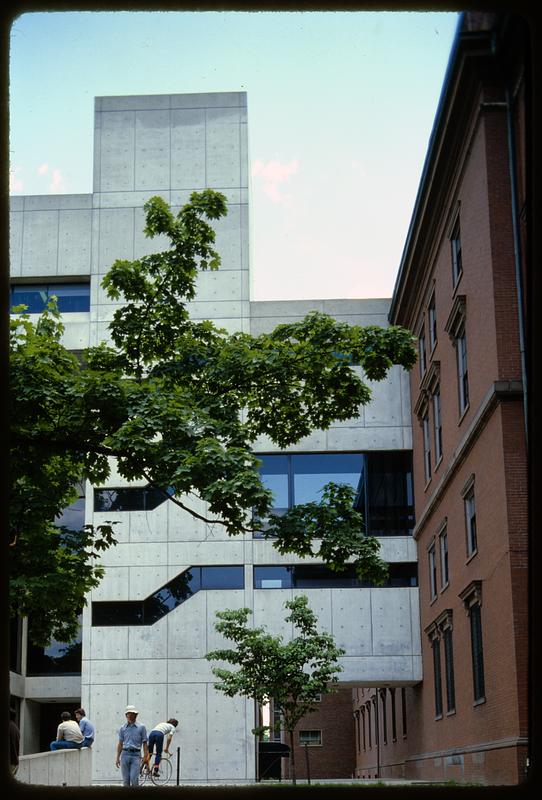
xmin=206 ymin=595 xmax=345 ymax=783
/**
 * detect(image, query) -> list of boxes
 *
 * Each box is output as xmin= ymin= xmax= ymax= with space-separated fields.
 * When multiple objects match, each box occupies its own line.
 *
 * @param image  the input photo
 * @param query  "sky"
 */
xmin=9 ymin=10 xmax=459 ymax=302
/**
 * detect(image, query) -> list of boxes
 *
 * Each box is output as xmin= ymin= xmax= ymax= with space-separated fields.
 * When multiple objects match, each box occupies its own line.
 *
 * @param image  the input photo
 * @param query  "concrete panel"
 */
xmin=326 ymin=425 xmax=405 ymax=450
xmin=206 ymin=107 xmax=241 ymax=189
xmin=135 ymin=109 xmax=171 ymax=190
xmin=186 ymin=300 xmax=249 ymax=320
xmin=89 ymin=626 xmax=129 ymax=660
xmin=29 ymin=753 xmax=51 ymax=785
xmin=9 ymin=211 xmax=23 ymax=276
xmin=167 ymin=658 xmax=218 ymax=683
xmin=96 ymin=541 xmax=166 ymax=568
xmin=128 ymin=565 xmax=168 ymax=600
xmin=371 ymin=588 xmax=413 ymax=656
xmin=134 ymin=205 xmax=171 ymax=256
xmin=338 ymin=655 xmax=421 ymax=685
xmin=90 ymin=658 xmax=167 ymax=684
xmin=98 ymin=94 xmax=171 ymax=112
xmin=59 ymin=320 xmax=91 ymax=351
xmin=253 ymin=591 xmax=294 ymax=640
xmin=168 ymin=590 xmax=208 ymax=658
xmin=293 ymin=588 xmax=333 ymax=633
xmin=21 ymin=209 xmax=58 ymax=276
xmin=168 ymin=683 xmax=208 ymax=779
xmin=91 ymin=512 xmax=130 ymax=545
xmin=240 ymin=123 xmax=248 ymax=188
xmin=170 ymin=92 xmax=245 ymax=109
xmin=58 ymin=209 xmax=92 ymax=274
xmin=127 ymin=680 xmax=168 ymax=729
xmin=90 ymin=566 xmax=129 ymax=601
xmin=409 ymin=588 xmax=422 ymax=656
xmin=171 ymin=108 xmax=206 ymax=189
xmin=378 ymin=537 xmax=417 ymax=562
xmin=167 ymin=540 xmax=244 ymax=565
xmin=94 ymin=189 xmax=171 ymax=209
xmin=97 ymin=110 xmax=136 ymax=192
xmin=129 ymin=503 xmax=169 ymax=543
xmin=364 ymin=370 xmax=404 ymax=428
xmin=206 ymin=590 xmax=247 ymax=652
xmin=88 ymin=683 xmax=130 ymax=782
xmin=96 ymin=207 xmax=135 ymax=272
xmin=330 ymin=589 xmax=373 ymax=656
xmin=24 ymin=675 xmax=81 ymax=700
xmin=23 ymin=194 xmax=92 ymax=211
xmin=48 ymin=751 xmax=67 ymax=785
xmin=207 ymin=688 xmax=248 ymax=779
xmin=195 ymin=269 xmax=247 ymax=303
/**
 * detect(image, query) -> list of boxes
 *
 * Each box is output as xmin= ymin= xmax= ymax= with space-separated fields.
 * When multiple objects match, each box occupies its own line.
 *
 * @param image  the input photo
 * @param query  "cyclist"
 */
xmin=147 ymin=718 xmax=179 ymax=776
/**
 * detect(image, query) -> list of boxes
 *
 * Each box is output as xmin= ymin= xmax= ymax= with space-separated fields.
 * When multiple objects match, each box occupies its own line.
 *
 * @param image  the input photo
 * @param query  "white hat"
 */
xmin=125 ymin=705 xmax=139 ymax=715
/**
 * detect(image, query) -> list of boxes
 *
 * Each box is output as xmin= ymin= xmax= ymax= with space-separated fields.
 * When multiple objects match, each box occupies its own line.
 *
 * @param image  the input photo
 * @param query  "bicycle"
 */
xmin=139 ymin=751 xmax=173 ymax=786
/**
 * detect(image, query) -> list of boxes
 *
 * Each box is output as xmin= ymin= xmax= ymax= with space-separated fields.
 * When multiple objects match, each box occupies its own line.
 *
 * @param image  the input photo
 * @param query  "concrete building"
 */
xmin=10 ymin=91 xmax=420 ymax=784
xmin=354 ymin=12 xmax=530 ymax=785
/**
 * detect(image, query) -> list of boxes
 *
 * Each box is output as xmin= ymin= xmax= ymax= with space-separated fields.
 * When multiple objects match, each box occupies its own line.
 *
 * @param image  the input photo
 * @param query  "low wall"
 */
xmin=16 ymin=747 xmax=92 ymax=786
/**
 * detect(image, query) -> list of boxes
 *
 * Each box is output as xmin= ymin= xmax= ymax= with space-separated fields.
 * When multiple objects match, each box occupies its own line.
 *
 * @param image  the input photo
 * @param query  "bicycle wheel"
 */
xmin=139 ymin=760 xmax=151 ymax=785
xmin=151 ymin=755 xmax=173 ymax=785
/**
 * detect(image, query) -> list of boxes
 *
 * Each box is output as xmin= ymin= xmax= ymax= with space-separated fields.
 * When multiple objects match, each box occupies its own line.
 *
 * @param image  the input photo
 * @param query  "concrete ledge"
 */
xmin=16 ymin=747 xmax=92 ymax=786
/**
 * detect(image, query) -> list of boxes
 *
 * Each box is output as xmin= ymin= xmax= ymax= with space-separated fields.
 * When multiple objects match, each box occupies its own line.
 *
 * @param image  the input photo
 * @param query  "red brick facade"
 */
xmin=356 ymin=13 xmax=530 ymax=786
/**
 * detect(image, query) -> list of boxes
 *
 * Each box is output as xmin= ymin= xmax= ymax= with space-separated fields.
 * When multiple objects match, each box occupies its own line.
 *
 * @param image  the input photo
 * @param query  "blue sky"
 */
xmin=9 ymin=10 xmax=459 ymax=301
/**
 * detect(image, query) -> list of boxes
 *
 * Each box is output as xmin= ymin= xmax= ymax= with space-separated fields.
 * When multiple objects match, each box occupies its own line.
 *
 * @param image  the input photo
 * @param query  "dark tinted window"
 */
xmin=94 ymin=485 xmax=173 ymax=512
xmin=26 ymin=616 xmax=82 ymax=675
xmin=366 ymin=451 xmax=414 ymax=536
xmin=201 ymin=566 xmax=244 ymax=589
xmin=254 ymin=563 xmax=417 ymax=589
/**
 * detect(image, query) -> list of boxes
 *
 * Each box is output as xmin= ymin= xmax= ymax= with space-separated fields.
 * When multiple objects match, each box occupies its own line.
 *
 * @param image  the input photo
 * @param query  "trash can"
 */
xmin=258 ymin=741 xmax=290 ymax=781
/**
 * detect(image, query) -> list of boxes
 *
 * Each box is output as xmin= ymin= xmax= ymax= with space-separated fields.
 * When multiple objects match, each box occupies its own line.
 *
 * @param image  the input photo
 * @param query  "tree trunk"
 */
xmin=289 ymin=729 xmax=296 ymax=784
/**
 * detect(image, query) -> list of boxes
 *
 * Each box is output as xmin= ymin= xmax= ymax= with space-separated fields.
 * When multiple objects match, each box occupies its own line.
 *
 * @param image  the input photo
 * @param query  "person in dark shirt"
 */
xmin=10 ymin=708 xmax=20 ymax=776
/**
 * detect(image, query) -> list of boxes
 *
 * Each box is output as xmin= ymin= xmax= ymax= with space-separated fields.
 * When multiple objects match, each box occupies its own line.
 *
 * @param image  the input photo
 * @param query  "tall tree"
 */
xmin=9 ymin=189 xmax=417 ymax=645
xmin=206 ymin=595 xmax=345 ymax=783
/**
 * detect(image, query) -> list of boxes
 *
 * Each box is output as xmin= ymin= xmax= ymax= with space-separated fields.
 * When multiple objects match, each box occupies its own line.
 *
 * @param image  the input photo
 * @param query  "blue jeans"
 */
xmin=120 ymin=750 xmax=141 ymax=786
xmin=50 ymin=740 xmax=82 ymax=751
xmin=82 ymin=737 xmax=93 ymax=748
xmin=148 ymin=731 xmax=164 ymax=766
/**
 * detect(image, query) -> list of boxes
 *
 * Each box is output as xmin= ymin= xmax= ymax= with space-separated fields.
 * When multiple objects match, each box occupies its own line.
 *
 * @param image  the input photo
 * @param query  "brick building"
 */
xmin=354 ymin=12 xmax=531 ymax=785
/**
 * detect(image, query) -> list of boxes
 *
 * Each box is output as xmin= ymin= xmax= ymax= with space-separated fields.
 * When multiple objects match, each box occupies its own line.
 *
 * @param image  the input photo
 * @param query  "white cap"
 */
xmin=125 ymin=705 xmax=139 ymax=715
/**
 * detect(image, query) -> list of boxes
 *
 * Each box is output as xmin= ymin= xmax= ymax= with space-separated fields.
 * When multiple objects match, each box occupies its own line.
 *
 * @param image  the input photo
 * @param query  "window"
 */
xmin=433 ymin=389 xmax=442 ymax=463
xmin=380 ymin=689 xmax=388 ymax=744
xmin=428 ymin=542 xmax=437 ymax=601
xmin=55 ymin=481 xmax=86 ymax=531
xmin=444 ymin=627 xmax=456 ymax=713
xmin=450 ymin=217 xmax=463 ymax=286
xmin=431 ymin=637 xmax=443 ymax=718
xmin=92 ymin=566 xmax=244 ymax=626
xmin=439 ymin=526 xmax=449 ymax=588
xmin=390 ymin=688 xmax=397 ymax=742
xmin=456 ymin=326 xmax=469 ymax=414
xmin=401 ymin=688 xmax=407 ymax=738
xmin=361 ymin=707 xmax=366 ymax=750
xmin=418 ymin=325 xmax=427 ymax=379
xmin=460 ymin=581 xmax=485 ymax=704
xmin=366 ymin=702 xmax=372 ymax=748
xmin=428 ymin=293 xmax=437 ymax=351
xmin=422 ymin=412 xmax=432 ymax=484
xmin=445 ymin=296 xmax=468 ymax=416
xmin=253 ymin=563 xmax=418 ymax=589
xmin=465 ymin=490 xmax=477 ymax=556
xmin=10 ymin=282 xmax=90 ymax=313
xmin=469 ymin=602 xmax=485 ymax=702
xmin=299 ymin=730 xmax=322 ymax=746
xmin=256 ymin=451 xmax=414 ymax=537
xmin=94 ymin=485 xmax=174 ymax=512
xmin=10 ymin=617 xmax=23 ymax=674
xmin=27 ymin=615 xmax=82 ymax=676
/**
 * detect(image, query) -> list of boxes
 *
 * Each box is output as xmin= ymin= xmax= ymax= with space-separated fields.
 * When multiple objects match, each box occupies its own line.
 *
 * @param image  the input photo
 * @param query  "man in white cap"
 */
xmin=115 ymin=705 xmax=149 ymax=786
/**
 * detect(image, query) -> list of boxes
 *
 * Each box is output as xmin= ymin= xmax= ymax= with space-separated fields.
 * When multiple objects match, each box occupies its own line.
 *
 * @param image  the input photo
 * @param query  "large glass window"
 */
xmin=253 ymin=563 xmax=418 ymax=589
xmin=456 ymin=327 xmax=469 ymax=414
xmin=432 ymin=637 xmax=443 ymax=718
xmin=26 ymin=616 xmax=82 ymax=676
xmin=257 ymin=451 xmax=413 ymax=537
xmin=470 ymin=602 xmax=485 ymax=702
xmin=465 ymin=487 xmax=478 ymax=556
xmin=10 ymin=282 xmax=90 ymax=313
xmin=444 ymin=627 xmax=456 ymax=713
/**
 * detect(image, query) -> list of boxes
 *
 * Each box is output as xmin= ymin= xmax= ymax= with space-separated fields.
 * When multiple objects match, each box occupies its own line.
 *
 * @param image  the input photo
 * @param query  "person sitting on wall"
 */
xmin=74 ymin=707 xmax=95 ymax=748
xmin=50 ymin=711 xmax=85 ymax=750
xmin=147 ymin=718 xmax=179 ymax=776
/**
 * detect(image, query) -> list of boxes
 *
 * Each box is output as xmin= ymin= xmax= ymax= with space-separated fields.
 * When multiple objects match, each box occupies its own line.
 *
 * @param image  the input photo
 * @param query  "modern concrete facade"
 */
xmin=10 ymin=91 xmax=419 ymax=784
xmin=354 ymin=12 xmax=530 ymax=785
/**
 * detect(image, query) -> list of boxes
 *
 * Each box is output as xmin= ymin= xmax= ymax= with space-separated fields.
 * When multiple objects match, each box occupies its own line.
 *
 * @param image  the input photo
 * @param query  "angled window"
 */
xmin=450 ymin=216 xmax=463 ymax=287
xmin=94 ymin=485 xmax=174 ymax=512
xmin=10 ymin=282 xmax=90 ymax=313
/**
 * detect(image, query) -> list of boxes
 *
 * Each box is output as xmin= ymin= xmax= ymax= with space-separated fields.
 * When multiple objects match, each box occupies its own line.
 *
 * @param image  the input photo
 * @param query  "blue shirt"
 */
xmin=118 ymin=721 xmax=148 ymax=750
xmin=79 ymin=716 xmax=95 ymax=743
